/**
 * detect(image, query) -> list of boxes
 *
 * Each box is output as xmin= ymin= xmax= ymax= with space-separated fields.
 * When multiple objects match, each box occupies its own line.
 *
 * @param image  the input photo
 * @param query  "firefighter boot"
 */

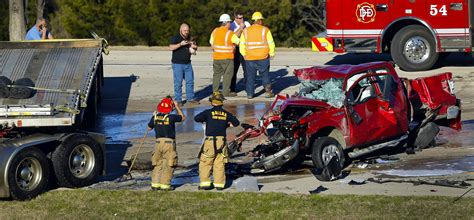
xmin=265 ymin=85 xmax=274 ymax=98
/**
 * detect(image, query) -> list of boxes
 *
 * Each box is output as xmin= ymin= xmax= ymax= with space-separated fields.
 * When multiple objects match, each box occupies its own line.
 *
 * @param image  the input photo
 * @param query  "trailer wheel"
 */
xmin=52 ymin=134 xmax=103 ymax=188
xmin=391 ymin=25 xmax=438 ymax=71
xmin=311 ymin=137 xmax=345 ymax=181
xmin=7 ymin=147 xmax=49 ymax=200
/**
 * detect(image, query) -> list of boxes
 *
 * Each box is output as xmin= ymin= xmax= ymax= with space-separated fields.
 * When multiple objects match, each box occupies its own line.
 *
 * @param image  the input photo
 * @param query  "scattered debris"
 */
xmin=376 ymin=169 xmax=465 ymax=177
xmin=367 ymin=178 xmax=472 ymax=189
xmin=234 ymin=176 xmax=259 ymax=192
xmin=309 ymin=185 xmax=328 ymax=194
xmin=348 ymin=179 xmax=367 ymax=185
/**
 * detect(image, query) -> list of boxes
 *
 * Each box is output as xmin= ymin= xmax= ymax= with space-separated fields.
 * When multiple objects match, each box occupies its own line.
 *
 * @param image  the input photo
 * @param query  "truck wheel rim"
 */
xmin=403 ymin=36 xmax=430 ymax=64
xmin=15 ymin=157 xmax=42 ymax=191
xmin=69 ymin=144 xmax=95 ymax=178
xmin=322 ymin=144 xmax=341 ymax=165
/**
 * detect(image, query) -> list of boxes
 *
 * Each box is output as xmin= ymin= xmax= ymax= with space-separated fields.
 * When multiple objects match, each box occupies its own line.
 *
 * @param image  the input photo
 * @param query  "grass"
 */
xmin=0 ymin=190 xmax=473 ymax=219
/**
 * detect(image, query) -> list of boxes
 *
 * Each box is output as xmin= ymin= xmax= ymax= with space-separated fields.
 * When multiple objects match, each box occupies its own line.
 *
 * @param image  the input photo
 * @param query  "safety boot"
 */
xmin=198 ymin=186 xmax=212 ymax=190
xmin=264 ymin=85 xmax=274 ymax=98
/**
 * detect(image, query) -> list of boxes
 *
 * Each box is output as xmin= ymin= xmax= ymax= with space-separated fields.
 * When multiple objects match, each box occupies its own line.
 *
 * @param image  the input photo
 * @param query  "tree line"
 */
xmin=1 ymin=0 xmax=325 ymax=47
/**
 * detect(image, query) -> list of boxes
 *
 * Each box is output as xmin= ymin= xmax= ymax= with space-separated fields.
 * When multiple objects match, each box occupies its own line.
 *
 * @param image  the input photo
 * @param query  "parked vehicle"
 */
xmin=228 ymin=61 xmax=461 ymax=181
xmin=312 ymin=0 xmax=474 ymax=71
xmin=0 ymin=39 xmax=106 ymax=200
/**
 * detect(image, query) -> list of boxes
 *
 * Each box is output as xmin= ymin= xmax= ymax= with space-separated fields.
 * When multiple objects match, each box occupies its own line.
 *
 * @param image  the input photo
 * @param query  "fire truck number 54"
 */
xmin=430 ymin=5 xmax=448 ymax=16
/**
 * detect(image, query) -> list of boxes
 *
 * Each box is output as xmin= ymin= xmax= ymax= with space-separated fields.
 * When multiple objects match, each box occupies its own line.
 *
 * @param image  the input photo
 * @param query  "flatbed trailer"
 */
xmin=0 ymin=39 xmax=106 ymax=200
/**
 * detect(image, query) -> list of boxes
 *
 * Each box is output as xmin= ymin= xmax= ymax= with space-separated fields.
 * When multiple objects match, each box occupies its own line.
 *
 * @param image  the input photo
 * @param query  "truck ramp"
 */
xmin=0 ymin=40 xmax=104 ymax=127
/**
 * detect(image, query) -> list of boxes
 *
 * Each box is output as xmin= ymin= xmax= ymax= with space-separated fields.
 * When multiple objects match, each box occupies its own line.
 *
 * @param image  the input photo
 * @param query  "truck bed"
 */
xmin=0 ymin=40 xmax=103 ymax=127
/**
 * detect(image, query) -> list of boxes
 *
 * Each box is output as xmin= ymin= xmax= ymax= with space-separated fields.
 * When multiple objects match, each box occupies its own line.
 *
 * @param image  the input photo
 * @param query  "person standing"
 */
xmin=147 ymin=97 xmax=186 ymax=190
xmin=25 ymin=18 xmax=54 ymax=40
xmin=194 ymin=92 xmax=240 ymax=190
xmin=169 ymin=23 xmax=199 ymax=106
xmin=209 ymin=14 xmax=240 ymax=97
xmin=239 ymin=11 xmax=276 ymax=99
xmin=229 ymin=11 xmax=250 ymax=96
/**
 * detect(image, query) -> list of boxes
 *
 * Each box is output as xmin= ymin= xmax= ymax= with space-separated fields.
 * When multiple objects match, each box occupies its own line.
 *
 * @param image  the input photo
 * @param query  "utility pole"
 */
xmin=9 ymin=0 xmax=26 ymax=41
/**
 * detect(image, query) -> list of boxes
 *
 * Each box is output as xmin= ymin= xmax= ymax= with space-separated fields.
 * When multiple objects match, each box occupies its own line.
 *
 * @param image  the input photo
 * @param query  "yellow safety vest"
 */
xmin=243 ymin=24 xmax=270 ymax=60
xmin=211 ymin=26 xmax=235 ymax=60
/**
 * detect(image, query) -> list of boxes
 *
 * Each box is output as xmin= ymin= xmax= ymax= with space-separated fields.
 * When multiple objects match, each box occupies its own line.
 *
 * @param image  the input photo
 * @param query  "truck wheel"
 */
xmin=391 ymin=25 xmax=438 ymax=71
xmin=7 ymin=148 xmax=49 ymax=200
xmin=311 ymin=137 xmax=345 ymax=181
xmin=52 ymin=134 xmax=103 ymax=188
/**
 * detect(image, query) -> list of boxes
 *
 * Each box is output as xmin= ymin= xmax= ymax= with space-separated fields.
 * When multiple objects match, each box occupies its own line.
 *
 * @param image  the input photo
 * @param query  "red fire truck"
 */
xmin=312 ymin=0 xmax=473 ymax=71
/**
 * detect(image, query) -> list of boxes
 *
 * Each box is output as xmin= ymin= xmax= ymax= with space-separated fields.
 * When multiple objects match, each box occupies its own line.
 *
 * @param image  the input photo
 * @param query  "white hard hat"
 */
xmin=219 ymin=14 xmax=232 ymax=23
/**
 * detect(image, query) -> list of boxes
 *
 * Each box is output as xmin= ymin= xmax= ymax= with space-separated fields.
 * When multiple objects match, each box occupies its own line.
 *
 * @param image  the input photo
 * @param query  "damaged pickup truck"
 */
xmin=228 ymin=61 xmax=461 ymax=181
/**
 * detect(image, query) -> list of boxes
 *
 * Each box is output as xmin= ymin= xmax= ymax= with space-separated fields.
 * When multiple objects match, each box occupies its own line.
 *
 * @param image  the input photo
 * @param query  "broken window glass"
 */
xmin=298 ymin=78 xmax=345 ymax=108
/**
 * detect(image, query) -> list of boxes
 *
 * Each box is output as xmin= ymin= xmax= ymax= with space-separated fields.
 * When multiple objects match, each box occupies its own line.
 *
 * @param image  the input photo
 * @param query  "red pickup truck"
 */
xmin=229 ymin=61 xmax=461 ymax=181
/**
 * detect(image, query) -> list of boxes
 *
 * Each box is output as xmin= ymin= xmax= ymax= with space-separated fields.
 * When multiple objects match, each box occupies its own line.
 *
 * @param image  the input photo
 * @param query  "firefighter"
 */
xmin=147 ymin=96 xmax=186 ymax=190
xmin=239 ymin=11 xmax=276 ymax=99
xmin=209 ymin=13 xmax=240 ymax=97
xmin=194 ymin=92 xmax=240 ymax=190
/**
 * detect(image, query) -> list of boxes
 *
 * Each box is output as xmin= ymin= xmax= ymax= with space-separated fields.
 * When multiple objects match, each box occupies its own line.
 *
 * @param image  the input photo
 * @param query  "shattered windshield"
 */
xmin=298 ymin=78 xmax=345 ymax=108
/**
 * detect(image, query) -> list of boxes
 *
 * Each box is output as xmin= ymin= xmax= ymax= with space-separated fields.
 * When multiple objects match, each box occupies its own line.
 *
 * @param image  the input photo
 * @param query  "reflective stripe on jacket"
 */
xmin=243 ymin=24 xmax=270 ymax=60
xmin=210 ymin=26 xmax=237 ymax=60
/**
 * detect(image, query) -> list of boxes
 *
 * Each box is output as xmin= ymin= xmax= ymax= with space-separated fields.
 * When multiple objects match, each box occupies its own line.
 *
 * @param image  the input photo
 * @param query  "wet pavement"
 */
xmin=90 ymin=101 xmax=474 ymax=195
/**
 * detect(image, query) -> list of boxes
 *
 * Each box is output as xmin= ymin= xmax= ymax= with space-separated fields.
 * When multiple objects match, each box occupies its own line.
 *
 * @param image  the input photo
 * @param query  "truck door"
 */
xmin=341 ymin=0 xmax=392 ymax=52
xmin=370 ymin=68 xmax=409 ymax=140
xmin=426 ymin=0 xmax=469 ymax=49
xmin=345 ymin=72 xmax=381 ymax=146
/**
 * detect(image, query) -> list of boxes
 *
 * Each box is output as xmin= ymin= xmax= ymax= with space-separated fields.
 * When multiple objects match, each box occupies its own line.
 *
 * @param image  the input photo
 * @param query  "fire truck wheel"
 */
xmin=7 ymin=147 xmax=49 ymax=200
xmin=311 ymin=137 xmax=345 ymax=181
xmin=52 ymin=134 xmax=103 ymax=188
xmin=391 ymin=25 xmax=438 ymax=71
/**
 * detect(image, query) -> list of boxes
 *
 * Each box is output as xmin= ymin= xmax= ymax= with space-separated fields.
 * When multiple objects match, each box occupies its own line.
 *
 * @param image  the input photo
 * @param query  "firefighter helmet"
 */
xmin=157 ymin=97 xmax=174 ymax=114
xmin=251 ymin=11 xmax=264 ymax=20
xmin=209 ymin=92 xmax=225 ymax=106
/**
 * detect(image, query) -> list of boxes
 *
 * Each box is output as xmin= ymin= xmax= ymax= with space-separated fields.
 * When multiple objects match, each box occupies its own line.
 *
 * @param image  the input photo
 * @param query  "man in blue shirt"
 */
xmin=25 ymin=18 xmax=53 ymax=40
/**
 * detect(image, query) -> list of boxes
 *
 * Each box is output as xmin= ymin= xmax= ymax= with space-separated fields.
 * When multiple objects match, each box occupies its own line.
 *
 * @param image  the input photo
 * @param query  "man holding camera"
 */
xmin=25 ymin=18 xmax=53 ymax=40
xmin=147 ymin=96 xmax=186 ymax=191
xmin=169 ymin=23 xmax=199 ymax=106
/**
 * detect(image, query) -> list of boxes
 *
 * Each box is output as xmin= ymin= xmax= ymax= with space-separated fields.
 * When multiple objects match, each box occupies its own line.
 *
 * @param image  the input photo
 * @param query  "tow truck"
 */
xmin=0 ymin=39 xmax=106 ymax=200
xmin=312 ymin=0 xmax=474 ymax=71
xmin=229 ymin=61 xmax=461 ymax=181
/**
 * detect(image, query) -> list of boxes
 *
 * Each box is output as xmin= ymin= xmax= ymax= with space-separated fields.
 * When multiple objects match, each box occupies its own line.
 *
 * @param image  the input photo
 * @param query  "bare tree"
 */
xmin=37 ymin=0 xmax=45 ymax=20
xmin=9 ymin=0 xmax=26 ymax=41
xmin=294 ymin=0 xmax=325 ymax=33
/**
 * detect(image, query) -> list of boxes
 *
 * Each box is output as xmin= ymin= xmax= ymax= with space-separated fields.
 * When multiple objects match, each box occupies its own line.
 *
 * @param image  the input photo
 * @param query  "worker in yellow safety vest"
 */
xmin=209 ymin=14 xmax=240 ymax=97
xmin=239 ymin=11 xmax=276 ymax=99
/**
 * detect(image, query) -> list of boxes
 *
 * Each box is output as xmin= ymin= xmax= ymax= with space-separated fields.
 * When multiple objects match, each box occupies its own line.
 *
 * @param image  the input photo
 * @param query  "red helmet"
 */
xmin=157 ymin=97 xmax=174 ymax=114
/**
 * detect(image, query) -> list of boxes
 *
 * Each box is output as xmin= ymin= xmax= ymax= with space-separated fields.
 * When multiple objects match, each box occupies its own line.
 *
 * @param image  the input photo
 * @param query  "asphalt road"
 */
xmin=96 ymin=48 xmax=474 ymax=197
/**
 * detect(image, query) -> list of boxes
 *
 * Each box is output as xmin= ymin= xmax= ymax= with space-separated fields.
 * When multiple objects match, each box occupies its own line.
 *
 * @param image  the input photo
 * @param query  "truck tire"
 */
xmin=7 ymin=147 xmax=49 ymax=200
xmin=391 ymin=25 xmax=438 ymax=71
xmin=311 ymin=137 xmax=345 ymax=181
xmin=52 ymin=134 xmax=103 ymax=188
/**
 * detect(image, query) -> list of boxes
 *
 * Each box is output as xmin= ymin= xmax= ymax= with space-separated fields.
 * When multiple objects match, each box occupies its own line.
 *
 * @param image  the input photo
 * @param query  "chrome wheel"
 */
xmin=321 ymin=144 xmax=341 ymax=165
xmin=69 ymin=144 xmax=95 ymax=178
xmin=15 ymin=157 xmax=43 ymax=191
xmin=403 ymin=36 xmax=430 ymax=64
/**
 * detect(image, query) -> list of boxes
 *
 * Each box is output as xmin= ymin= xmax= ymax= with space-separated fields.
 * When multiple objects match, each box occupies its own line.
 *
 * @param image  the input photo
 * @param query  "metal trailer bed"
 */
xmin=0 ymin=39 xmax=104 ymax=127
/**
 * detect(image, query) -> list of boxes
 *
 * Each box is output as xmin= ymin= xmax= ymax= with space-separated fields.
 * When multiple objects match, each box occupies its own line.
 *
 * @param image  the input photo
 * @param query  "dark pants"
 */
xmin=245 ymin=58 xmax=270 ymax=97
xmin=231 ymin=46 xmax=246 ymax=93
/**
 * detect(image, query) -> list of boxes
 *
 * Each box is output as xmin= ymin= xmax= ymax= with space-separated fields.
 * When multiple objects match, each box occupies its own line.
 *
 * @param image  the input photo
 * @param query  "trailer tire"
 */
xmin=391 ymin=25 xmax=438 ymax=71
xmin=7 ymin=147 xmax=49 ymax=200
xmin=311 ymin=137 xmax=345 ymax=181
xmin=52 ymin=134 xmax=103 ymax=188
xmin=9 ymin=78 xmax=36 ymax=99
